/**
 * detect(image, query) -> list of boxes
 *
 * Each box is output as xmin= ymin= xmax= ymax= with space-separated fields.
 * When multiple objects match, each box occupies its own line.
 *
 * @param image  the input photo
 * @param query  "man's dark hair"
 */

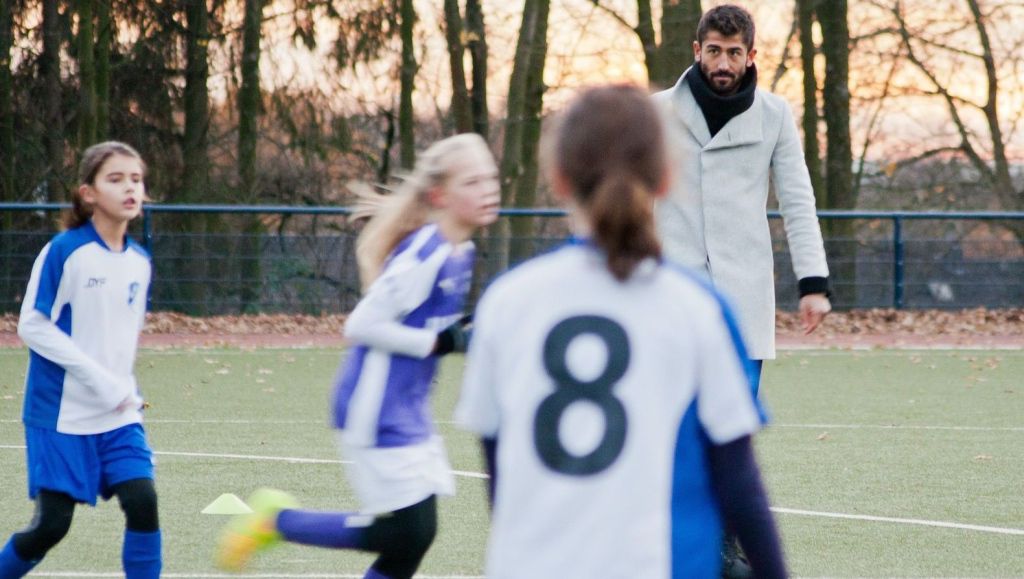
xmin=697 ymin=4 xmax=756 ymax=50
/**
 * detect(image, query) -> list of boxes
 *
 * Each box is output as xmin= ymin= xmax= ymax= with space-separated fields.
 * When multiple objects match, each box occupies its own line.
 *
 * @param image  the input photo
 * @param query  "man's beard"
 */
xmin=699 ymin=59 xmax=746 ymax=95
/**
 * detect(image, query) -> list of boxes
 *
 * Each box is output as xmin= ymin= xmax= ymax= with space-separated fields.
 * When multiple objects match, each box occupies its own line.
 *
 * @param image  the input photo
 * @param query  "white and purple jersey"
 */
xmin=334 ymin=224 xmax=474 ymax=448
xmin=18 ymin=221 xmax=151 ymax=435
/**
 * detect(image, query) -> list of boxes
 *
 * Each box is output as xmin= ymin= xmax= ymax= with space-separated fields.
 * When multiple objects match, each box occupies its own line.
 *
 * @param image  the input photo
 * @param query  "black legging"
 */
xmin=362 ymin=495 xmax=438 ymax=579
xmin=12 ymin=478 xmax=158 ymax=562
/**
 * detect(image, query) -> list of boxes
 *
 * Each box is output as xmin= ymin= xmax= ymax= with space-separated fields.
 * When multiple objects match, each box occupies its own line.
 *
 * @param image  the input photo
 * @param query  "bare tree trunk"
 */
xmin=635 ymin=0 xmax=660 ymax=86
xmin=504 ymin=0 xmax=550 ymax=265
xmin=443 ymin=0 xmax=472 ymax=133
xmin=797 ymin=0 xmax=824 ymax=201
xmin=239 ymin=0 xmax=261 ymax=198
xmin=183 ymin=0 xmax=211 ymax=314
xmin=0 ymin=0 xmax=13 ymax=203
xmin=95 ymin=0 xmax=110 ymax=139
xmin=42 ymin=0 xmax=64 ymax=200
xmin=184 ymin=0 xmax=210 ymax=203
xmin=500 ymin=0 xmax=545 ymax=205
xmin=238 ymin=0 xmax=264 ymax=312
xmin=817 ymin=0 xmax=855 ymax=303
xmin=965 ymin=0 xmax=1014 ymax=202
xmin=963 ymin=0 xmax=1022 ymax=245
xmin=0 ymin=0 xmax=13 ymax=310
xmin=77 ymin=0 xmax=97 ymax=149
xmin=600 ymin=0 xmax=700 ymax=90
xmin=819 ymin=0 xmax=853 ymax=210
xmin=465 ymin=0 xmax=488 ymax=138
xmin=399 ymin=0 xmax=416 ymax=170
xmin=658 ymin=0 xmax=701 ymax=88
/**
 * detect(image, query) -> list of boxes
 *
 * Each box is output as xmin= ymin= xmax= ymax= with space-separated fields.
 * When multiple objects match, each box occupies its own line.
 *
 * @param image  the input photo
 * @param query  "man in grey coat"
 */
xmin=654 ymin=4 xmax=831 ymax=393
xmin=654 ymin=5 xmax=831 ymax=577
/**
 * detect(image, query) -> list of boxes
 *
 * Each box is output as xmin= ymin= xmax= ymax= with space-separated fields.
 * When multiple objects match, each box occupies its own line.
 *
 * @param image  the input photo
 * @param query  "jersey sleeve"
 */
xmin=343 ymin=247 xmax=446 ymax=358
xmin=455 ymin=290 xmax=501 ymax=437
xmin=696 ymin=296 xmax=764 ymax=445
xmin=18 ymin=244 xmax=135 ymax=410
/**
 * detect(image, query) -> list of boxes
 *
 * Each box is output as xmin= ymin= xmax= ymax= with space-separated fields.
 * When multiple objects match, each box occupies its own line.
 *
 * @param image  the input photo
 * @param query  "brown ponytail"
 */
xmin=551 ymin=84 xmax=666 ymax=281
xmin=589 ymin=171 xmax=661 ymax=281
xmin=64 ymin=190 xmax=94 ymax=230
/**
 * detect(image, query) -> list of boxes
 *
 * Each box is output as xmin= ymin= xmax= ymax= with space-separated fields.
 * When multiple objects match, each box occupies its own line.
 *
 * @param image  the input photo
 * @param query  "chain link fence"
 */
xmin=1 ymin=205 xmax=1022 ymax=314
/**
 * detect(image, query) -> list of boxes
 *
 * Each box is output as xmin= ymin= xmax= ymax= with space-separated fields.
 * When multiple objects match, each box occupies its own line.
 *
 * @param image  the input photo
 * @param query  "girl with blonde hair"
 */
xmin=217 ymin=133 xmax=500 ymax=579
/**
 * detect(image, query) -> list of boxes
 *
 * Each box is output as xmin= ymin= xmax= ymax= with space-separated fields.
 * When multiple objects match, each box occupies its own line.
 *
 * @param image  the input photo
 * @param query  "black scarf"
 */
xmin=685 ymin=63 xmax=758 ymax=137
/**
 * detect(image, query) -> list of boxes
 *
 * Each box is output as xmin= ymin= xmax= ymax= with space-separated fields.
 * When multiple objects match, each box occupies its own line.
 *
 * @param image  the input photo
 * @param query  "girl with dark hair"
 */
xmin=0 ymin=141 xmax=160 ymax=578
xmin=456 ymin=85 xmax=788 ymax=578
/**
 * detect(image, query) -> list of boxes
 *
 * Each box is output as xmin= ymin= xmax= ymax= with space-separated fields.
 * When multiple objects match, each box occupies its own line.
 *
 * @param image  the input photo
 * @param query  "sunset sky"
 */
xmin=239 ymin=0 xmax=1024 ymax=162
xmin=7 ymin=0 xmax=1021 ymax=162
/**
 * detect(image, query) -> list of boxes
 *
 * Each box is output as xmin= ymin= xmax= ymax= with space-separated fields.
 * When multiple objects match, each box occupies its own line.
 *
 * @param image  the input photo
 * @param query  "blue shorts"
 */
xmin=25 ymin=423 xmax=155 ymax=506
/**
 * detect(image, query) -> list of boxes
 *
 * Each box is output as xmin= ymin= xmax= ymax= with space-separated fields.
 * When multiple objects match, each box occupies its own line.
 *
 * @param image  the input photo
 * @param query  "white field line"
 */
xmin=2 ymin=346 xmax=1023 ymax=357
xmin=12 ymin=570 xmax=1009 ymax=579
xmin=778 ymin=349 xmax=1024 ymax=356
xmin=4 ymin=444 xmax=1024 ymax=537
xmin=0 ymin=445 xmax=488 ymax=479
xmin=772 ymin=507 xmax=1024 ymax=536
xmin=4 ymin=419 xmax=1024 ymax=432
xmin=777 ymin=343 xmax=1024 ymax=351
xmin=771 ymin=423 xmax=1024 ymax=432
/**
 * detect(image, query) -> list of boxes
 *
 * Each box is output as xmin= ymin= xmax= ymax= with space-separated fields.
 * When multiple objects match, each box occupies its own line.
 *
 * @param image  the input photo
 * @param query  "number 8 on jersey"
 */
xmin=534 ymin=315 xmax=629 ymax=476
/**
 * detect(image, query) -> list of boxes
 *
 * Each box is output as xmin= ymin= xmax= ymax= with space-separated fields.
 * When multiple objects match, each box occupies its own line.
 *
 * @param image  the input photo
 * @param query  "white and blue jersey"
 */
xmin=456 ymin=243 xmax=764 ymax=579
xmin=18 ymin=221 xmax=150 ymax=435
xmin=334 ymin=224 xmax=474 ymax=448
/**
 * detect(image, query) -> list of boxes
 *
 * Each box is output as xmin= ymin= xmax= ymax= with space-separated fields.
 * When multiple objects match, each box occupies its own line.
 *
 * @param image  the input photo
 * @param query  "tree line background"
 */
xmin=0 ymin=0 xmax=1022 ymax=311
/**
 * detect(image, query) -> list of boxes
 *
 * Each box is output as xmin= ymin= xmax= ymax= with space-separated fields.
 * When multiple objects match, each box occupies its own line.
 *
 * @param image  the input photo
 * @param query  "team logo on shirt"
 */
xmin=128 ymin=282 xmax=140 ymax=305
xmin=437 ymin=277 xmax=458 ymax=294
xmin=437 ymin=271 xmax=472 ymax=295
xmin=85 ymin=277 xmax=106 ymax=288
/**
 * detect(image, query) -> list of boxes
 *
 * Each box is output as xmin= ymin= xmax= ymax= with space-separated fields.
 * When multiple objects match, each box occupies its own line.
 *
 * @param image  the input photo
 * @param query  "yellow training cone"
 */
xmin=202 ymin=493 xmax=253 ymax=515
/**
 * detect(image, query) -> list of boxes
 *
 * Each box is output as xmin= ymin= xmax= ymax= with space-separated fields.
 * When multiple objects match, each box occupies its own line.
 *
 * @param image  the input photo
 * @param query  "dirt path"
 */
xmin=1 ymin=310 xmax=1021 ymax=350
xmin=2 ymin=332 xmax=1021 ymax=350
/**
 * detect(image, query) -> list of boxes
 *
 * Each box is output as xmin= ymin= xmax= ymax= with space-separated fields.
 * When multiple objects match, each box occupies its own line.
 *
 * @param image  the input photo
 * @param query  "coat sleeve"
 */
xmin=770 ymin=102 xmax=829 ymax=282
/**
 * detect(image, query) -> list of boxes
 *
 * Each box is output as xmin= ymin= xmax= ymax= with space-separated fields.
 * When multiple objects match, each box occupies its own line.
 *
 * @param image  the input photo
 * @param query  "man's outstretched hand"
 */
xmin=798 ymin=294 xmax=831 ymax=334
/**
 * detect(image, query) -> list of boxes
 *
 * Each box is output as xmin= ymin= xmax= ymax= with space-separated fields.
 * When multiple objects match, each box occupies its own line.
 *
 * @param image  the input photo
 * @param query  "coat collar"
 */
xmin=669 ymin=66 xmax=765 ymax=150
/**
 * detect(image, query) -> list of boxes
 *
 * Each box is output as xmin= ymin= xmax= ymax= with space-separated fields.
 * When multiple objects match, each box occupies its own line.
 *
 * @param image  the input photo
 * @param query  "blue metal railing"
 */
xmin=2 ymin=203 xmax=1023 ymax=311
xmin=785 ymin=210 xmax=1024 ymax=308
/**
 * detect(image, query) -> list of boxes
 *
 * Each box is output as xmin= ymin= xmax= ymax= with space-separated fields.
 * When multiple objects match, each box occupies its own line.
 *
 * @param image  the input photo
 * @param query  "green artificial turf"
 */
xmin=0 ymin=348 xmax=1021 ymax=577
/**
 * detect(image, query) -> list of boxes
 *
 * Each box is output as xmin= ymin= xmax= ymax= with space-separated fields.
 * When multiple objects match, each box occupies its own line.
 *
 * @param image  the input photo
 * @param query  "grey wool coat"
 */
xmin=653 ymin=69 xmax=829 ymax=360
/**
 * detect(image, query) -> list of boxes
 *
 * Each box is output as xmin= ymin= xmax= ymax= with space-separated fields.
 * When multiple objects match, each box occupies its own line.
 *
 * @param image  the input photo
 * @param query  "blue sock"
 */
xmin=0 ymin=537 xmax=39 ymax=579
xmin=277 ymin=509 xmax=369 ymax=549
xmin=363 ymin=568 xmax=392 ymax=579
xmin=749 ymin=359 xmax=763 ymax=397
xmin=122 ymin=530 xmax=162 ymax=579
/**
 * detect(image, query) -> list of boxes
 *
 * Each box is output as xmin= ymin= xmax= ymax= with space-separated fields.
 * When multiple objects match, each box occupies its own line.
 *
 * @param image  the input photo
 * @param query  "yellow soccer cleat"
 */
xmin=214 ymin=488 xmax=300 ymax=571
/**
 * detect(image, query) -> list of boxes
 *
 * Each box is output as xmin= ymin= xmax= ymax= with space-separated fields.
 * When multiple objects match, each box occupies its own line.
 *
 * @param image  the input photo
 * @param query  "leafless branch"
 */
xmin=588 ymin=0 xmax=635 ymax=33
xmin=881 ymin=146 xmax=963 ymax=177
xmin=889 ymin=0 xmax=993 ymax=183
xmin=770 ymin=4 xmax=800 ymax=92
xmin=854 ymin=56 xmax=899 ymax=197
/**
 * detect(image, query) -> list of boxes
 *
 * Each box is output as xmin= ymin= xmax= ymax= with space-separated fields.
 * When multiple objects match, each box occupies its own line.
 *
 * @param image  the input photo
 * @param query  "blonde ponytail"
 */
xmin=351 ymin=133 xmax=490 ymax=290
xmin=352 ymin=177 xmax=432 ymax=290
